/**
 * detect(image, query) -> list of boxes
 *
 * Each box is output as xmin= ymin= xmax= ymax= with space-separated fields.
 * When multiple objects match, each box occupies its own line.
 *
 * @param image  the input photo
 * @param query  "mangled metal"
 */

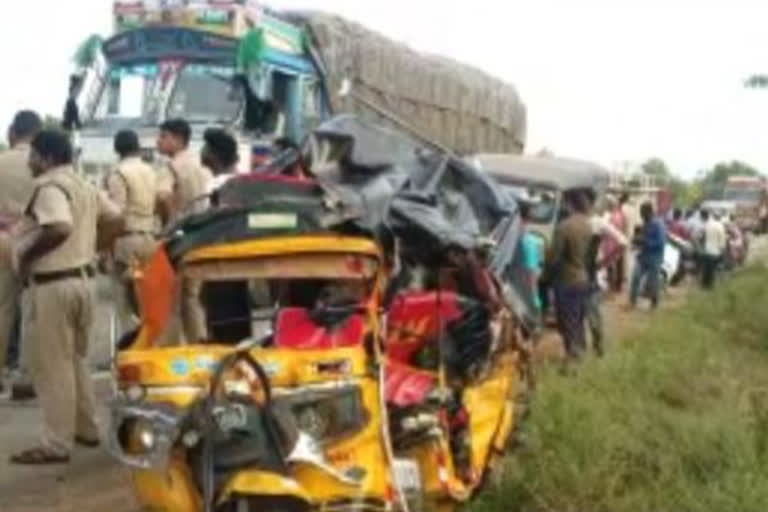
xmin=167 ymin=115 xmax=536 ymax=329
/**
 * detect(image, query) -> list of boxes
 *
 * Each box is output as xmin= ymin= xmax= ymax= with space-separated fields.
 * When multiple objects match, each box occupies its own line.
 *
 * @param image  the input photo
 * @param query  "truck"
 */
xmin=722 ymin=175 xmax=768 ymax=233
xmin=68 ymin=0 xmax=527 ymax=179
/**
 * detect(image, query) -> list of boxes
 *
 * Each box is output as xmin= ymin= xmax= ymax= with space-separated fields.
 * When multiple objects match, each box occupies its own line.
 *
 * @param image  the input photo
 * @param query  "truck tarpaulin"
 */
xmin=284 ymin=11 xmax=528 ymax=155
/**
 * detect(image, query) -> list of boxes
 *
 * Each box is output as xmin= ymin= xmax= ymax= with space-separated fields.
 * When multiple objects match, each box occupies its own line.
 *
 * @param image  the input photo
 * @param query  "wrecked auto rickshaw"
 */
xmin=107 ymin=117 xmax=531 ymax=512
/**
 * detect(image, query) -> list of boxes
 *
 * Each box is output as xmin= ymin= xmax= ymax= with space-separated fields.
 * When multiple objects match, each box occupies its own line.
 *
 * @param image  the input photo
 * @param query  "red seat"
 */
xmin=384 ymin=362 xmax=437 ymax=407
xmin=274 ymin=308 xmax=365 ymax=349
xmin=386 ymin=291 xmax=463 ymax=363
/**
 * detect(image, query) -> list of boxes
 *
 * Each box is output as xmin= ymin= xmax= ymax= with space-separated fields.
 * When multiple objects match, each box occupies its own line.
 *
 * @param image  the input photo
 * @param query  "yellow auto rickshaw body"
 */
xmin=116 ymin=235 xmax=395 ymax=511
xmin=114 ymin=232 xmax=525 ymax=512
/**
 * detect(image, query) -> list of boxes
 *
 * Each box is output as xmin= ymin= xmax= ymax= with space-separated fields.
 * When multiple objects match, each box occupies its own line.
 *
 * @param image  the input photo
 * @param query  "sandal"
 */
xmin=75 ymin=436 xmax=100 ymax=448
xmin=10 ymin=447 xmax=70 ymax=465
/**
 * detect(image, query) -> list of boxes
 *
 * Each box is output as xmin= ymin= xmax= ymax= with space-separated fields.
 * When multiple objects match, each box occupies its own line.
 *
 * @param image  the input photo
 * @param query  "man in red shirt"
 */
xmin=667 ymin=208 xmax=689 ymax=240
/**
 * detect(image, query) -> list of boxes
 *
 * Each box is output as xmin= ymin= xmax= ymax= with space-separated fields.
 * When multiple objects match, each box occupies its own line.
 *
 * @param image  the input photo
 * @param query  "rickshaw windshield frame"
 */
xmin=182 ymin=253 xmax=380 ymax=282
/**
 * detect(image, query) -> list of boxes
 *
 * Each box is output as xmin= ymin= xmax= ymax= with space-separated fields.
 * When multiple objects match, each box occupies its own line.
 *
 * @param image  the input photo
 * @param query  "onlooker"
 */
xmin=684 ymin=209 xmax=699 ymax=239
xmin=547 ymin=189 xmax=593 ymax=371
xmin=619 ymin=193 xmax=637 ymax=292
xmin=518 ymin=201 xmax=542 ymax=327
xmin=700 ymin=210 xmax=727 ymax=289
xmin=605 ymin=195 xmax=627 ymax=292
xmin=202 ymin=127 xmax=239 ymax=192
xmin=691 ymin=210 xmax=707 ymax=248
xmin=667 ymin=208 xmax=688 ymax=239
xmin=586 ymin=190 xmax=628 ymax=356
xmin=629 ymin=202 xmax=666 ymax=310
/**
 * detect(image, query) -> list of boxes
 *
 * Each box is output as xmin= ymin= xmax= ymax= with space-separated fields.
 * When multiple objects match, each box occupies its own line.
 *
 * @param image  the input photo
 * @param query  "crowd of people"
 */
xmin=0 ymin=105 xmax=751 ymax=463
xmin=519 ymin=188 xmax=745 ymax=374
xmin=0 ymin=109 xmax=245 ymax=465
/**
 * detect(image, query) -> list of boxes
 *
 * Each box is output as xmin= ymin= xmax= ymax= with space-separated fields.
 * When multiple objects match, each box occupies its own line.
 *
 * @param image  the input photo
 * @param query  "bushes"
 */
xmin=469 ymin=265 xmax=768 ymax=512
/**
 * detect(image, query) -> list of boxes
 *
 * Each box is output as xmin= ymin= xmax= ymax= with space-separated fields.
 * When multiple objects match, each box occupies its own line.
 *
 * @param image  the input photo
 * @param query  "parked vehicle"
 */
xmin=666 ymin=232 xmax=694 ymax=287
xmin=723 ymin=176 xmax=768 ymax=233
xmin=469 ymin=154 xmax=610 ymax=252
xmin=68 ymin=1 xmax=527 ymax=180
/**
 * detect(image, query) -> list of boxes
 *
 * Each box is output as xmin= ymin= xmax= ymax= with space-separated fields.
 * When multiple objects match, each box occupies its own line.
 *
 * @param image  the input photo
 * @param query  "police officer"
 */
xmin=104 ymin=130 xmax=157 ymax=333
xmin=155 ymin=118 xmax=213 ymax=227
xmin=0 ymin=111 xmax=41 ymax=396
xmin=155 ymin=119 xmax=212 ymax=343
xmin=10 ymin=130 xmax=122 ymax=465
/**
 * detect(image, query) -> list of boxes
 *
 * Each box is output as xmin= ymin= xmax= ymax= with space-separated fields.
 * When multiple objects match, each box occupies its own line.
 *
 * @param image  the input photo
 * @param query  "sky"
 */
xmin=2 ymin=0 xmax=768 ymax=178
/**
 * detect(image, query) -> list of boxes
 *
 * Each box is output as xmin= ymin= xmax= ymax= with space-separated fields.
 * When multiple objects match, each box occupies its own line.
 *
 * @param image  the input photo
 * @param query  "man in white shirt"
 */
xmin=619 ymin=193 xmax=638 ymax=291
xmin=700 ymin=209 xmax=726 ymax=289
xmin=586 ymin=190 xmax=628 ymax=356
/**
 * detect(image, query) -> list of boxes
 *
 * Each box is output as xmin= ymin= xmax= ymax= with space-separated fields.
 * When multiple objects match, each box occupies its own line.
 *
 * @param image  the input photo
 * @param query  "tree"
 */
xmin=707 ymin=160 xmax=759 ymax=184
xmin=639 ymin=157 xmax=693 ymax=206
xmin=641 ymin=157 xmax=671 ymax=178
xmin=694 ymin=160 xmax=761 ymax=200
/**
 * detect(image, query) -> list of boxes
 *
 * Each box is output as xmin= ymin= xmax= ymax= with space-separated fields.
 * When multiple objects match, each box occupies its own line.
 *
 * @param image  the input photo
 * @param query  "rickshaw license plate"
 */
xmin=393 ymin=458 xmax=422 ymax=491
xmin=248 ymin=213 xmax=298 ymax=229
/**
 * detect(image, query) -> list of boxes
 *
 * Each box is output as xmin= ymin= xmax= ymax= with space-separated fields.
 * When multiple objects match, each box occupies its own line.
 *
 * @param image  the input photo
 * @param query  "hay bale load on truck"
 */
xmin=290 ymin=11 xmax=527 ymax=154
xmin=69 ymin=1 xmax=527 ymax=178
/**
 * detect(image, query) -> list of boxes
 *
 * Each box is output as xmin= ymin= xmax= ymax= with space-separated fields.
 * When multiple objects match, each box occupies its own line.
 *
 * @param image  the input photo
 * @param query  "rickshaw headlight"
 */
xmin=108 ymin=402 xmax=181 ymax=469
xmin=120 ymin=418 xmax=157 ymax=455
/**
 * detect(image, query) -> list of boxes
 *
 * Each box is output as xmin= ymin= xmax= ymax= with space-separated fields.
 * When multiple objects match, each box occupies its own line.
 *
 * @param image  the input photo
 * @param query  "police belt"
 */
xmin=24 ymin=265 xmax=95 ymax=288
xmin=122 ymin=230 xmax=155 ymax=237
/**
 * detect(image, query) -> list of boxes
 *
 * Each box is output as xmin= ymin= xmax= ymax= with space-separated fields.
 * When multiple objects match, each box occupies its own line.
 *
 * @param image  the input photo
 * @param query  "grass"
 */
xmin=468 ymin=265 xmax=768 ymax=512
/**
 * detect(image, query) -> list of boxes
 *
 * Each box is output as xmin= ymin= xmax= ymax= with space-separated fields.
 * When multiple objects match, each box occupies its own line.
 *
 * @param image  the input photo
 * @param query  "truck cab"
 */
xmin=723 ymin=176 xmax=768 ymax=233
xmin=71 ymin=0 xmax=328 ymax=180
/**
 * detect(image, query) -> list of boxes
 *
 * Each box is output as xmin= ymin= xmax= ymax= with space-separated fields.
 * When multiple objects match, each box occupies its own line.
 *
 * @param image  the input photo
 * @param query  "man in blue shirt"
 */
xmin=629 ymin=202 xmax=666 ymax=310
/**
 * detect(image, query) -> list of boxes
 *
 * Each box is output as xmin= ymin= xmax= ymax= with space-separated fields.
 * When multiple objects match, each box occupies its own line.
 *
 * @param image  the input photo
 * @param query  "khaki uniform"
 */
xmin=157 ymin=149 xmax=213 ymax=225
xmin=18 ymin=165 xmax=120 ymax=456
xmin=105 ymin=157 xmax=158 ymax=332
xmin=0 ymin=143 xmax=35 ymax=370
xmin=157 ymin=150 xmax=213 ymax=343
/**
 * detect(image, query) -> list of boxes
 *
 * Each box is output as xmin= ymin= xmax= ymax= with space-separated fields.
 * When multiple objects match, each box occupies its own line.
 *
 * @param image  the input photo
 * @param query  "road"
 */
xmin=0 ymin=277 xmax=139 ymax=512
xmin=0 ymin=240 xmax=765 ymax=512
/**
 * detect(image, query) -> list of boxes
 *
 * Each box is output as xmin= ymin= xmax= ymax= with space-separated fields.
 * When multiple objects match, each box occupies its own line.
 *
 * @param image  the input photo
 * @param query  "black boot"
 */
xmin=11 ymin=382 xmax=36 ymax=401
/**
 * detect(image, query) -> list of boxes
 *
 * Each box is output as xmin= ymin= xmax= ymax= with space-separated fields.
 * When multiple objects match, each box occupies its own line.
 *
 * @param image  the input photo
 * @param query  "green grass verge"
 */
xmin=469 ymin=265 xmax=768 ymax=512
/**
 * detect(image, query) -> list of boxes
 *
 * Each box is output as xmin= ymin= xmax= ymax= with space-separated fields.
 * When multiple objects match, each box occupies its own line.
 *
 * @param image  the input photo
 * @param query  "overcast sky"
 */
xmin=2 ymin=0 xmax=768 ymax=178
